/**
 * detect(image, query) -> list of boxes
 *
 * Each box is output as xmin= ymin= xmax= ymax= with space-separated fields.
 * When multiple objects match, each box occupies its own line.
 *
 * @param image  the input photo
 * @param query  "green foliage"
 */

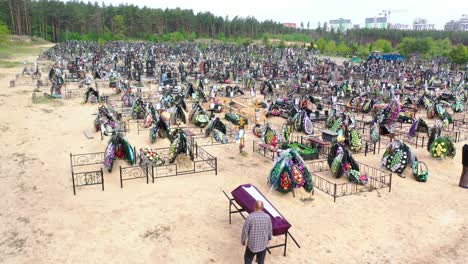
xmin=66 ymin=32 xmax=83 ymax=41
xmin=348 ymin=44 xmax=358 ymax=54
xmin=278 ymin=40 xmax=286 ymax=49
xmin=372 ymin=39 xmax=393 ymax=53
xmin=199 ymin=42 xmax=208 ymax=51
xmin=357 ymin=45 xmax=370 ymax=58
xmin=336 ymin=42 xmax=350 ymax=55
xmin=397 ymin=37 xmax=432 ymax=56
xmin=0 ymin=21 xmax=9 ymax=44
xmin=169 ymin=32 xmax=185 ymax=42
xmin=448 ymin=45 xmax=468 ymax=65
xmin=242 ymin=38 xmax=253 ymax=46
xmin=430 ymin=38 xmax=452 ymax=57
xmin=262 ymin=34 xmax=270 ymax=47
xmin=325 ymin=40 xmax=336 ymax=53
xmin=266 ymin=33 xmax=311 ymax=43
xmin=188 ymin=32 xmax=197 ymax=42
xmin=113 ymin=33 xmax=126 ymax=41
xmin=98 ymin=38 xmax=107 ymax=46
xmin=316 ymin=38 xmax=326 ymax=53
xmin=112 ymin=15 xmax=126 ymax=35
xmin=216 ymin=32 xmax=226 ymax=41
xmin=308 ymin=40 xmax=315 ymax=50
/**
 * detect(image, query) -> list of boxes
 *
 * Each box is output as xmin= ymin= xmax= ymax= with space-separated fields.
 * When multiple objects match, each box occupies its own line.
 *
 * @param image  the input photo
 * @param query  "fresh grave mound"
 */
xmin=189 ymin=103 xmax=210 ymax=127
xmin=104 ymin=132 xmax=135 ymax=172
xmin=139 ymin=148 xmax=165 ymax=166
xmin=205 ymin=117 xmax=228 ymax=144
xmin=168 ymin=129 xmax=194 ymax=163
xmin=283 ymin=142 xmax=318 ymax=161
xmin=263 ymin=124 xmax=279 ymax=148
xmin=149 ymin=115 xmax=170 ymax=143
xmin=268 ymin=149 xmax=313 ymax=193
xmin=225 ymin=113 xmax=248 ymax=126
xmin=94 ymin=105 xmax=118 ymax=136
xmin=326 ymin=111 xmax=362 ymax=152
xmin=327 ymin=143 xmax=368 ymax=184
xmin=381 ymin=140 xmax=431 ymax=182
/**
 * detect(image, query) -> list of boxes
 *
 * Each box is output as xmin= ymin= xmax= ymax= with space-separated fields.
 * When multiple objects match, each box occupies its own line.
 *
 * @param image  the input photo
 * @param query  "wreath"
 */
xmin=429 ymin=137 xmax=456 ymax=159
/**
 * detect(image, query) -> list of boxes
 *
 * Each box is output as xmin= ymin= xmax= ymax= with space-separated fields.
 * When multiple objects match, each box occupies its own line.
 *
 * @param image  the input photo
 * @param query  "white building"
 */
xmin=365 ymin=17 xmax=388 ymax=29
xmin=413 ymin=18 xmax=435 ymax=31
xmin=391 ymin=23 xmax=410 ymax=30
xmin=445 ymin=15 xmax=468 ymax=31
xmin=329 ymin=18 xmax=352 ymax=32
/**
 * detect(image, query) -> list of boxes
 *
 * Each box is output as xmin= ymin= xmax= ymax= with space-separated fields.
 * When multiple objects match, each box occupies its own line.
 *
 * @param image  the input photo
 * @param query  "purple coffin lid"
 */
xmin=231 ymin=184 xmax=291 ymax=236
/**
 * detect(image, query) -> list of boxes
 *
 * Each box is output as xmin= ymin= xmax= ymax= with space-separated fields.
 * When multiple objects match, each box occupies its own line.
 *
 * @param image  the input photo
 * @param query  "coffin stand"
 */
xmin=223 ymin=184 xmax=300 ymax=256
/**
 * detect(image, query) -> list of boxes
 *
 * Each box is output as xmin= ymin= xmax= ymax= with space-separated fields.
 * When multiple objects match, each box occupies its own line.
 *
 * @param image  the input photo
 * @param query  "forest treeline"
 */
xmin=1 ymin=0 xmax=468 ymax=44
xmin=0 ymin=0 xmax=467 ymax=63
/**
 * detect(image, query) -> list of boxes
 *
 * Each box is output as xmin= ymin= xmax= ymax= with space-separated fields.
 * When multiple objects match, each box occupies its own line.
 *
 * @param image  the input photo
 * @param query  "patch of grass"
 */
xmin=0 ymin=60 xmax=20 ymax=68
xmin=32 ymin=95 xmax=63 ymax=106
xmin=30 ymin=37 xmax=50 ymax=45
xmin=0 ymin=36 xmax=50 ymax=60
xmin=0 ymin=45 xmax=45 ymax=60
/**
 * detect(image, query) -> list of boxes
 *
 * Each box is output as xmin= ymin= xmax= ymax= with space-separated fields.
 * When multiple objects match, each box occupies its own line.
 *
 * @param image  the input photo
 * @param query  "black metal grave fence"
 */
xmin=305 ymin=159 xmax=392 ymax=202
xmin=69 ymin=152 xmax=105 ymax=195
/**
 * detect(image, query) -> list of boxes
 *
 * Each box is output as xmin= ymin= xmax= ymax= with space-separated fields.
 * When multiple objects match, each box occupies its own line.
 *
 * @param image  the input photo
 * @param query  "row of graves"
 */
xmin=69 ymin=84 xmax=235 ymax=195
xmin=29 ymin=40 xmax=467 ymax=258
xmin=243 ymin=72 xmax=466 ymax=203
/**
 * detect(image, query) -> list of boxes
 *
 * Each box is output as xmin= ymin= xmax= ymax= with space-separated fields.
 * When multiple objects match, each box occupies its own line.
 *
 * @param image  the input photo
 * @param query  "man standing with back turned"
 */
xmin=241 ymin=200 xmax=272 ymax=264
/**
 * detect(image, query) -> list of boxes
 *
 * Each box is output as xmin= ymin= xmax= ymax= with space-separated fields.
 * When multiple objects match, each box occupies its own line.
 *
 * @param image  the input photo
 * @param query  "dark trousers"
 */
xmin=460 ymin=166 xmax=468 ymax=188
xmin=244 ymin=247 xmax=266 ymax=264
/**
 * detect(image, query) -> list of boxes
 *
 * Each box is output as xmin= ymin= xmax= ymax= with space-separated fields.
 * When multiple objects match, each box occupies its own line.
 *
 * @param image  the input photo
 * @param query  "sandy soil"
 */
xmin=0 ymin=51 xmax=467 ymax=264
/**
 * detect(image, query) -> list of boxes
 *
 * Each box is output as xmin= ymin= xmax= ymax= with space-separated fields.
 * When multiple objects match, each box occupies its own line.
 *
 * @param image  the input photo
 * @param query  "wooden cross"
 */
xmin=239 ymin=117 xmax=245 ymax=127
xmin=255 ymin=100 xmax=261 ymax=109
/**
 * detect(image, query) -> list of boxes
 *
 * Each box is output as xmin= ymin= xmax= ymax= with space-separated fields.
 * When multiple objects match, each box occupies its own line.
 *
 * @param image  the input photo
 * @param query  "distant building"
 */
xmin=328 ymin=18 xmax=352 ymax=32
xmin=365 ymin=17 xmax=388 ymax=29
xmin=353 ymin=24 xmax=360 ymax=29
xmin=444 ymin=15 xmax=468 ymax=31
xmin=283 ymin=23 xmax=297 ymax=28
xmin=391 ymin=23 xmax=410 ymax=30
xmin=413 ymin=18 xmax=435 ymax=31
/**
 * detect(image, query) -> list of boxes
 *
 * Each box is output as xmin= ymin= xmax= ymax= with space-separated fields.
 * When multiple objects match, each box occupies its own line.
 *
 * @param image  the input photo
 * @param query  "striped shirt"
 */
xmin=241 ymin=211 xmax=272 ymax=253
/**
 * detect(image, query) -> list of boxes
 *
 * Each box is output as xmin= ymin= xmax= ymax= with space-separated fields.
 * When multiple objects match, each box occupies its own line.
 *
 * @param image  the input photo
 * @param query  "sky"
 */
xmin=93 ymin=0 xmax=467 ymax=30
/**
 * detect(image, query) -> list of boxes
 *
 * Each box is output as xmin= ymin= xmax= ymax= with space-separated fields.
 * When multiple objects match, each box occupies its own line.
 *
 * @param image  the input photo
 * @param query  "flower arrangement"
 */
xmin=104 ymin=133 xmax=135 ymax=172
xmin=269 ymin=109 xmax=281 ymax=116
xmin=141 ymin=148 xmax=162 ymax=162
xmin=349 ymin=129 xmax=362 ymax=152
xmin=253 ymin=124 xmax=264 ymax=138
xmin=370 ymin=122 xmax=380 ymax=143
xmin=381 ymin=140 xmax=415 ymax=174
xmin=282 ymin=124 xmax=292 ymax=142
xmin=337 ymin=135 xmax=346 ymax=143
xmin=330 ymin=118 xmax=343 ymax=132
xmin=328 ymin=144 xmax=364 ymax=185
xmin=291 ymin=163 xmax=305 ymax=188
xmin=263 ymin=126 xmax=278 ymax=148
xmin=347 ymin=169 xmax=368 ymax=185
xmin=429 ymin=137 xmax=456 ymax=159
xmin=412 ymin=161 xmax=429 ymax=182
xmin=269 ymin=149 xmax=313 ymax=194
xmin=280 ymin=172 xmax=292 ymax=191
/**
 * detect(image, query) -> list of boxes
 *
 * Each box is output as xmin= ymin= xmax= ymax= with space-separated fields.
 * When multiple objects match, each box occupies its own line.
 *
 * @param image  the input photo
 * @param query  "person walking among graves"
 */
xmin=241 ymin=201 xmax=272 ymax=264
xmin=460 ymin=144 xmax=468 ymax=188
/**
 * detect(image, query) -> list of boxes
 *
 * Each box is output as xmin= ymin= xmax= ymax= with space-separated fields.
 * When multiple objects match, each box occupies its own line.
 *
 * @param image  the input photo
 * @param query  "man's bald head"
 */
xmin=254 ymin=200 xmax=264 ymax=212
